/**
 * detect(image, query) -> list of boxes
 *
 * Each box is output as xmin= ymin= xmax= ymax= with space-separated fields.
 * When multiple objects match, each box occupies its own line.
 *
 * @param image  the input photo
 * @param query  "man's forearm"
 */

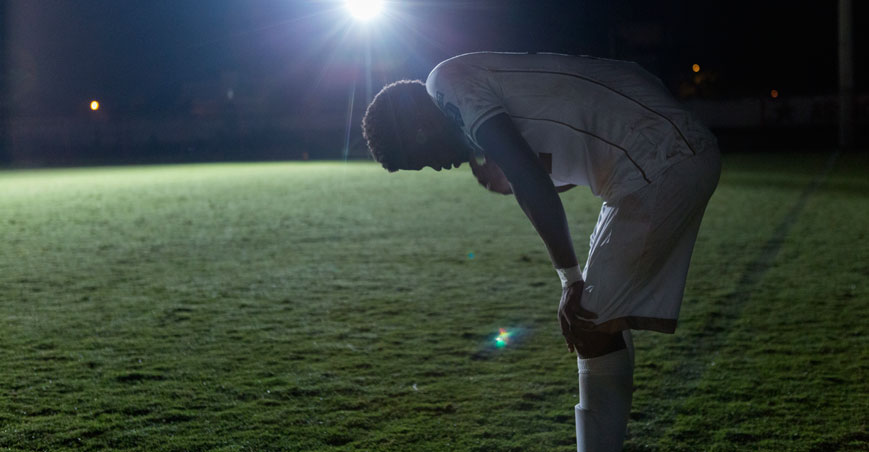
xmin=473 ymin=113 xmax=580 ymax=272
xmin=511 ymin=174 xmax=579 ymax=270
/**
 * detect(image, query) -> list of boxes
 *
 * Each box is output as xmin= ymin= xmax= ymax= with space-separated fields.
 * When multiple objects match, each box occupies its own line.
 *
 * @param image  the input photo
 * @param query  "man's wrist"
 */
xmin=555 ymin=264 xmax=583 ymax=289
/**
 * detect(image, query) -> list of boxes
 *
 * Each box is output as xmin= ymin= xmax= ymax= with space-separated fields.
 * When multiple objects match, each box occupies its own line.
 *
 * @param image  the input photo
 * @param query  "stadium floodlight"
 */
xmin=346 ymin=0 xmax=383 ymax=21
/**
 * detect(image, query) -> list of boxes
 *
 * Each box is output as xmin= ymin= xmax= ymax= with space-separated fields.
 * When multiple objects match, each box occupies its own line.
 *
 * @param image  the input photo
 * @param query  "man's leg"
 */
xmin=575 ymin=330 xmax=633 ymax=452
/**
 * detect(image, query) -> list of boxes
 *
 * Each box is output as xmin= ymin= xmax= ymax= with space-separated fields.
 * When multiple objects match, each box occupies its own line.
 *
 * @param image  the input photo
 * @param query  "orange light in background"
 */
xmin=770 ymin=89 xmax=779 ymax=99
xmin=692 ymin=64 xmax=700 ymax=73
xmin=90 ymin=100 xmax=100 ymax=111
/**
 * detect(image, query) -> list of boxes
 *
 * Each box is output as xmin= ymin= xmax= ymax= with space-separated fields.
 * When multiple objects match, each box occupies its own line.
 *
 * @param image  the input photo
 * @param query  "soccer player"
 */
xmin=361 ymin=52 xmax=720 ymax=451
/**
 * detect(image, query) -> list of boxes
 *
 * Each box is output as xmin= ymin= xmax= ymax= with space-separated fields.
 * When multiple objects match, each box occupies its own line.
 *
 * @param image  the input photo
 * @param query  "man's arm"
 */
xmin=475 ymin=113 xmax=596 ymax=349
xmin=474 ymin=113 xmax=577 ymax=269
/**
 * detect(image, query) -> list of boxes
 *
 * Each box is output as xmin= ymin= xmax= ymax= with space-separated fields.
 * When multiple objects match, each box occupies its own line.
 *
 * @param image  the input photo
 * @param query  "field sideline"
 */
xmin=0 ymin=152 xmax=866 ymax=451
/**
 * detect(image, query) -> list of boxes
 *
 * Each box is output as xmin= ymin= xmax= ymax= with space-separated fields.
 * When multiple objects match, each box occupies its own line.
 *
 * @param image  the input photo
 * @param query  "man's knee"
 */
xmin=574 ymin=330 xmax=625 ymax=359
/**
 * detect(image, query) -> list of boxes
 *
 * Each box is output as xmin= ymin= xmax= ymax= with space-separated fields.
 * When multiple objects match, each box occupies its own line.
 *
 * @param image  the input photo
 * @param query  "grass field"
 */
xmin=0 ymin=152 xmax=867 ymax=451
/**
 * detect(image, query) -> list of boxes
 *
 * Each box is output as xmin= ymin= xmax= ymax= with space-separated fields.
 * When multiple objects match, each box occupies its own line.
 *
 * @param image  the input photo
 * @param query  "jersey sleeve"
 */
xmin=426 ymin=60 xmax=506 ymax=146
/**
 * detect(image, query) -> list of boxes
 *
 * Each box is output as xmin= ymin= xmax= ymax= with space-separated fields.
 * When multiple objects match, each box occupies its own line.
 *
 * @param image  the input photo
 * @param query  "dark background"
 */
xmin=1 ymin=0 xmax=866 ymax=167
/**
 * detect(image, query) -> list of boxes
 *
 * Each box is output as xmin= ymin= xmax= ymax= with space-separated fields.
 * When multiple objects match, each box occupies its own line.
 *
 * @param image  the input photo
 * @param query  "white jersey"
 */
xmin=425 ymin=52 xmax=716 ymax=200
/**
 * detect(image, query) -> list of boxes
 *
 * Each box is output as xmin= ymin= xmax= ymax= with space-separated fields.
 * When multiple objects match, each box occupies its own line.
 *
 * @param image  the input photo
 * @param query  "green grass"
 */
xmin=0 ymin=153 xmax=866 ymax=451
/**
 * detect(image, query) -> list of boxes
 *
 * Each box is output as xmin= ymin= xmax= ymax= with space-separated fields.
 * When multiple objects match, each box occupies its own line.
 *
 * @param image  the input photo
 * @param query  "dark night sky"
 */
xmin=0 ymin=0 xmax=865 ymax=173
xmin=4 ymin=0 xmax=865 ymax=119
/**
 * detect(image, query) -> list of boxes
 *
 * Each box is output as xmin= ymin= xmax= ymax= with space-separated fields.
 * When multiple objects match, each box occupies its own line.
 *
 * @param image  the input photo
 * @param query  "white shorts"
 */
xmin=580 ymin=148 xmax=721 ymax=334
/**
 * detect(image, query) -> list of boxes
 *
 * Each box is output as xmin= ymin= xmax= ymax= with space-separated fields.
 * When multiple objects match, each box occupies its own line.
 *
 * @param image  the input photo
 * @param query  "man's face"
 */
xmin=400 ymin=104 xmax=471 ymax=171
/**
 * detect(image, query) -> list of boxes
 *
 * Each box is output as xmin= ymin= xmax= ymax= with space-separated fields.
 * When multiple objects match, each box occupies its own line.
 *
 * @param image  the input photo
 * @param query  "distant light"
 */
xmin=692 ymin=64 xmax=701 ymax=73
xmin=346 ymin=0 xmax=383 ymax=21
xmin=90 ymin=100 xmax=100 ymax=111
xmin=770 ymin=89 xmax=779 ymax=99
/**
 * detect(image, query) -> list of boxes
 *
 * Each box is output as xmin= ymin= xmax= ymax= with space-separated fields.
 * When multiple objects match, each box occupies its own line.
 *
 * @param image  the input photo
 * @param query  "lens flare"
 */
xmin=494 ymin=328 xmax=512 ymax=348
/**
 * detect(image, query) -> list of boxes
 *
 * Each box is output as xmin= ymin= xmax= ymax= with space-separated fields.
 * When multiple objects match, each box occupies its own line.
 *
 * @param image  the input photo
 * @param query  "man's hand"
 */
xmin=557 ymin=280 xmax=598 ymax=353
xmin=469 ymin=156 xmax=512 ymax=195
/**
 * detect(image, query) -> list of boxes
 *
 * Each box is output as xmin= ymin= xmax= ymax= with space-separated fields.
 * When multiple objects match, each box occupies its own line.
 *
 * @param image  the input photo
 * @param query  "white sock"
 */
xmin=575 ymin=347 xmax=634 ymax=452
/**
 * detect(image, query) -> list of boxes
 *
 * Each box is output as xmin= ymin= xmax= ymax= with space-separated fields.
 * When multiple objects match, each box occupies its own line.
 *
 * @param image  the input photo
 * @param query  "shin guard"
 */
xmin=575 ymin=347 xmax=633 ymax=452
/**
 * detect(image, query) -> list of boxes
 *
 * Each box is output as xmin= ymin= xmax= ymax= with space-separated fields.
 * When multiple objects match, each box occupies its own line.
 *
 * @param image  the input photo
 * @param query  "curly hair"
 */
xmin=361 ymin=80 xmax=429 ymax=172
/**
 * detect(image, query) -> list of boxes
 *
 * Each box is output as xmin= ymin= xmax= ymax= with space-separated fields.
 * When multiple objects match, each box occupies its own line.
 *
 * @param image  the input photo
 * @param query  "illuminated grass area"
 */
xmin=0 ymin=154 xmax=866 ymax=451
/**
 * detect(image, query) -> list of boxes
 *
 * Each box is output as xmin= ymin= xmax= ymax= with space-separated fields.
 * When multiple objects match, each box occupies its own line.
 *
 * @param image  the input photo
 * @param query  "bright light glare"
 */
xmin=90 ymin=100 xmax=100 ymax=111
xmin=346 ymin=0 xmax=383 ymax=21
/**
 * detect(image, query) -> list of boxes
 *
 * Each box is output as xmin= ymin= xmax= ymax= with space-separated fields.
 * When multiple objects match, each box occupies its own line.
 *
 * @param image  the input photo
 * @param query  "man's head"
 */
xmin=362 ymin=80 xmax=470 ymax=172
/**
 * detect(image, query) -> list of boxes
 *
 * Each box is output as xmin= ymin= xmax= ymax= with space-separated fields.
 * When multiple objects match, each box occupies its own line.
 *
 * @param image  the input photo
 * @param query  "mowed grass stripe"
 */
xmin=625 ymin=154 xmax=806 ymax=449
xmin=657 ymin=151 xmax=842 ymax=444
xmin=624 ymin=152 xmax=867 ymax=452
xmin=658 ymin=151 xmax=868 ymax=451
